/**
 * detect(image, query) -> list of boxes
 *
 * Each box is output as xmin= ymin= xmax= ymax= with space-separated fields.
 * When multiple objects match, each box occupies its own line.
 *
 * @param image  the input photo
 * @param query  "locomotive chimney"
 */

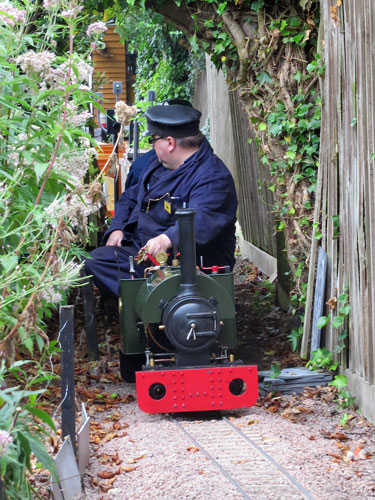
xmin=175 ymin=208 xmax=198 ymax=295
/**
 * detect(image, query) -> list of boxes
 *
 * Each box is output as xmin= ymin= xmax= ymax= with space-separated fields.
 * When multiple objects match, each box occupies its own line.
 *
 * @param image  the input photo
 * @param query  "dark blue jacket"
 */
xmin=124 ymin=149 xmax=156 ymax=189
xmin=105 ymin=138 xmax=237 ymax=268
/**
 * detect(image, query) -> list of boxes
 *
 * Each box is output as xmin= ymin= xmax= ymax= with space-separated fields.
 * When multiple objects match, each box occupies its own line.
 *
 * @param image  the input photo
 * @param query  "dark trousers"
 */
xmin=84 ymin=245 xmax=144 ymax=297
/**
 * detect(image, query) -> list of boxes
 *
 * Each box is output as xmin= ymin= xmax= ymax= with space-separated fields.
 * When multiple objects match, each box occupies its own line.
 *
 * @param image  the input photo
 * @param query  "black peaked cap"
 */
xmin=145 ymin=104 xmax=202 ymax=138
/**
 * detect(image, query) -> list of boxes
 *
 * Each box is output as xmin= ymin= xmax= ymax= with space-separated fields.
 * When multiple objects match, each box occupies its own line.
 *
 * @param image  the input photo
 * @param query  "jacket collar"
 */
xmin=143 ymin=137 xmax=212 ymax=193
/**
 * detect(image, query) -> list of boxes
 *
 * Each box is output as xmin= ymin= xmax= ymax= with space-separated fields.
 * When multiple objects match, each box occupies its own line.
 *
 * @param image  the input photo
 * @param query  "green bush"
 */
xmin=0 ymin=1 xmax=106 ymax=494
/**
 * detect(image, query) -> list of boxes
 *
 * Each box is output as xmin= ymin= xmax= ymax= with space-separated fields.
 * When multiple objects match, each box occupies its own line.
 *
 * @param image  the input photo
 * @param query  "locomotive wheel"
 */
xmin=119 ymin=351 xmax=144 ymax=383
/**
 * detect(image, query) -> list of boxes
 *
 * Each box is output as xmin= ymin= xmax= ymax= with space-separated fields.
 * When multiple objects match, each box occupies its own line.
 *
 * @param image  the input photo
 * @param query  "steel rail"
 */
xmin=222 ymin=416 xmax=315 ymax=500
xmin=173 ymin=418 xmax=253 ymax=500
xmin=173 ymin=415 xmax=315 ymax=500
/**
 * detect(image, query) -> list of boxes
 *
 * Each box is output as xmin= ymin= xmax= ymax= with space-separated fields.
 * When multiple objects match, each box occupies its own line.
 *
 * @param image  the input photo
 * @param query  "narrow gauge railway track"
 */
xmin=173 ymin=415 xmax=315 ymax=500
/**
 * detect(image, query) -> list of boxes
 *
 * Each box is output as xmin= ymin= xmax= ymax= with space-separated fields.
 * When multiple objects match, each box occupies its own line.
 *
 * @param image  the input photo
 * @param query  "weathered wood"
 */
xmin=0 ymin=477 xmax=4 ymax=500
xmin=310 ymin=247 xmax=328 ymax=355
xmin=304 ymin=0 xmax=375 ymax=421
xmin=229 ymin=90 xmax=276 ymax=258
xmin=60 ymin=305 xmax=76 ymax=453
xmin=80 ymin=269 xmax=99 ymax=361
xmin=236 ymin=223 xmax=277 ymax=277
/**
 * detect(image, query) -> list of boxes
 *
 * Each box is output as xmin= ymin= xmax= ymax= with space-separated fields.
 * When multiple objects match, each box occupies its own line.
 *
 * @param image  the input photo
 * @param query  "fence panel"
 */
xmin=304 ymin=0 xmax=375 ymax=421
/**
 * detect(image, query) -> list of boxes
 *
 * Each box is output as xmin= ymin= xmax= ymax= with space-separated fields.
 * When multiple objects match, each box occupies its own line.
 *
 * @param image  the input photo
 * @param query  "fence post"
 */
xmin=80 ymin=269 xmax=99 ymax=361
xmin=60 ymin=305 xmax=76 ymax=453
xmin=0 ymin=477 xmax=4 ymax=500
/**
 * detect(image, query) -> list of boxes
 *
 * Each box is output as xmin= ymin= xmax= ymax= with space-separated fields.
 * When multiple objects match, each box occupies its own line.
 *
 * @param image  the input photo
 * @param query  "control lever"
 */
xmin=129 ymin=256 xmax=135 ymax=280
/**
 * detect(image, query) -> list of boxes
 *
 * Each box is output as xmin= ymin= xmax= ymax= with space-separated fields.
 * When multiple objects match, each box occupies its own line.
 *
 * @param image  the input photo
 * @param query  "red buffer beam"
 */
xmin=136 ymin=365 xmax=258 ymax=413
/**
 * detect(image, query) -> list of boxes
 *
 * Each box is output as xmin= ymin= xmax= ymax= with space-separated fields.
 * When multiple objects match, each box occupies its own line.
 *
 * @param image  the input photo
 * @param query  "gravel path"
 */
xmin=70 ymin=259 xmax=375 ymax=499
xmin=77 ymin=380 xmax=375 ymax=500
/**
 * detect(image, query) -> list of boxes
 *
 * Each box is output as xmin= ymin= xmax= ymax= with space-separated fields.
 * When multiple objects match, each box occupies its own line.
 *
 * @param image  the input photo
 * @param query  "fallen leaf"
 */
xmin=187 ymin=446 xmax=199 ymax=453
xmin=121 ymin=466 xmax=137 ymax=472
xmin=97 ymin=471 xmax=115 ymax=479
xmin=267 ymin=405 xmax=279 ymax=413
xmin=326 ymin=297 xmax=337 ymax=310
xmin=128 ymin=455 xmax=145 ymax=464
xmin=335 ymin=441 xmax=346 ymax=449
xmin=101 ymin=432 xmax=116 ymax=444
xmin=330 ymin=432 xmax=348 ymax=441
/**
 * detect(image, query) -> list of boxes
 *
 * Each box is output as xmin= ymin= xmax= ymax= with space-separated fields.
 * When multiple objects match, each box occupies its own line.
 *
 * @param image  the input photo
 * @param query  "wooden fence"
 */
xmin=194 ymin=60 xmax=277 ymax=277
xmin=303 ymin=0 xmax=375 ymax=422
xmin=229 ymin=90 xmax=277 ymax=259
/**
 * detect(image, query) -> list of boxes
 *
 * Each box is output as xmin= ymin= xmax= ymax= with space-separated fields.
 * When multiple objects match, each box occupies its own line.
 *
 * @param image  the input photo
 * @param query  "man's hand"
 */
xmin=106 ymin=230 xmax=124 ymax=247
xmin=142 ymin=234 xmax=172 ymax=257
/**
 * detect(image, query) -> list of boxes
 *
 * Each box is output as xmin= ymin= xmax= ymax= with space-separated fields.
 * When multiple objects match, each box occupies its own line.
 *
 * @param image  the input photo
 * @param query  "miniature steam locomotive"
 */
xmin=119 ymin=209 xmax=258 ymax=413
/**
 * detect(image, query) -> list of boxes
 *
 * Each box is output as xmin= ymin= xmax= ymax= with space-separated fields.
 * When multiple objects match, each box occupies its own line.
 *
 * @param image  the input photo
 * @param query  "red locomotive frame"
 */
xmin=136 ymin=365 xmax=258 ymax=413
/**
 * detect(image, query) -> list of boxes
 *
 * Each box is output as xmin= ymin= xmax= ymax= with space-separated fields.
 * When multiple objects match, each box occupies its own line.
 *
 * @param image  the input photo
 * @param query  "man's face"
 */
xmin=150 ymin=135 xmax=175 ymax=169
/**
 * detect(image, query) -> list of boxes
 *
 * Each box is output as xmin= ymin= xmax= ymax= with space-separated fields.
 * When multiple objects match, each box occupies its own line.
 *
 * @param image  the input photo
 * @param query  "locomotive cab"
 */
xmin=119 ymin=209 xmax=258 ymax=413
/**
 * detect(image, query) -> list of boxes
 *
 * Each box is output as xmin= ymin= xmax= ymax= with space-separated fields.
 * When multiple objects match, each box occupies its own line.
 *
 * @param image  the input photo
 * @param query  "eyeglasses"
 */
xmin=148 ymin=136 xmax=165 ymax=145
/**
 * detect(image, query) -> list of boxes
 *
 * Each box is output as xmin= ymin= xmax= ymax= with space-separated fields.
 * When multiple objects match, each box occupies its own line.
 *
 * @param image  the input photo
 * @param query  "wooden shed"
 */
xmin=92 ymin=24 xmax=136 ymax=208
xmin=92 ymin=24 xmax=135 ymax=109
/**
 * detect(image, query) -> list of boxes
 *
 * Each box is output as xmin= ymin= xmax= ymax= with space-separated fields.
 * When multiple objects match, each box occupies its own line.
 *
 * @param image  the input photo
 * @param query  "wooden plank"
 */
xmin=310 ymin=247 xmax=328 ymax=355
xmin=355 ymin=0 xmax=367 ymax=378
xmin=80 ymin=269 xmax=99 ymax=361
xmin=236 ymin=223 xmax=277 ymax=277
xmin=325 ymin=5 xmax=340 ymax=354
xmin=345 ymin=368 xmax=375 ymax=423
xmin=344 ymin=0 xmax=360 ymax=374
xmin=368 ymin=0 xmax=375 ymax=384
xmin=228 ymin=90 xmax=276 ymax=257
xmin=59 ymin=306 xmax=76 ymax=453
xmin=302 ymin=1 xmax=331 ymax=358
xmin=336 ymin=1 xmax=347 ymax=368
xmin=361 ymin=0 xmax=375 ymax=384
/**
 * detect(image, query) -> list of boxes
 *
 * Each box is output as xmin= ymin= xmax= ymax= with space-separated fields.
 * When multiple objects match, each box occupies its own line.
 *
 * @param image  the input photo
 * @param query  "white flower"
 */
xmin=46 ymin=192 xmax=101 ymax=228
xmin=16 ymin=50 xmax=56 ymax=78
xmin=40 ymin=287 xmax=62 ymax=304
xmin=0 ymin=430 xmax=12 ymax=456
xmin=61 ymin=5 xmax=83 ymax=19
xmin=0 ymin=2 xmax=26 ymax=27
xmin=65 ymin=102 xmax=92 ymax=127
xmin=43 ymin=0 xmax=61 ymax=9
xmin=114 ymin=101 xmax=137 ymax=126
xmin=86 ymin=21 xmax=107 ymax=37
xmin=60 ymin=58 xmax=93 ymax=84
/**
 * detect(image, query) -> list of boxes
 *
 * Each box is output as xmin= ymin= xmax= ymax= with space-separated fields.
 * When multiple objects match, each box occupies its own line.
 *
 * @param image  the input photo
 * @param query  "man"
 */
xmin=85 ymin=103 xmax=237 ymax=297
xmin=124 ymin=99 xmax=193 ymax=190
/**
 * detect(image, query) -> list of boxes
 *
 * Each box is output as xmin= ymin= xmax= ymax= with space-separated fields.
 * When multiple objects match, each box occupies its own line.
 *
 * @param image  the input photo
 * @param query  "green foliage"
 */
xmin=306 ymin=347 xmax=338 ymax=372
xmin=0 ymin=358 xmax=58 ymax=498
xmin=269 ymin=362 xmax=281 ymax=379
xmin=329 ymin=375 xmax=356 ymax=410
xmin=115 ymin=5 xmax=199 ymax=105
xmin=0 ymin=1 xmax=105 ymax=494
xmin=250 ymin=281 xmax=276 ymax=316
xmin=287 ymin=325 xmax=303 ymax=352
xmin=0 ymin=1 xmax=101 ymax=344
xmin=269 ymin=16 xmax=314 ymax=47
xmin=339 ymin=412 xmax=350 ymax=426
xmin=316 ymin=291 xmax=350 ymax=354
